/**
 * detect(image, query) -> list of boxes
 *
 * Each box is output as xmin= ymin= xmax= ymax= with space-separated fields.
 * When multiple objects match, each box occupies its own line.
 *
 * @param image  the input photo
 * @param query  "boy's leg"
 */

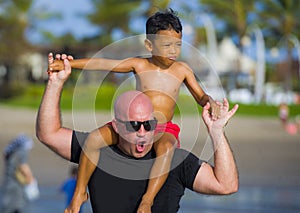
xmin=65 ymin=124 xmax=117 ymax=213
xmin=137 ymin=133 xmax=177 ymax=213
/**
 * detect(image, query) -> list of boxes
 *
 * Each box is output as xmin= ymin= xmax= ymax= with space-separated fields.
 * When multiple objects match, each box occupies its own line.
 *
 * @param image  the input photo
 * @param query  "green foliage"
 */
xmin=1 ymin=83 xmax=300 ymax=118
xmin=0 ymin=84 xmax=43 ymax=107
xmin=0 ymin=0 xmax=33 ymax=55
xmin=200 ymin=0 xmax=255 ymax=42
xmin=88 ymin=0 xmax=142 ymax=40
xmin=232 ymin=103 xmax=300 ymax=117
xmin=0 ymin=83 xmax=120 ymax=111
xmin=0 ymin=82 xmax=26 ymax=99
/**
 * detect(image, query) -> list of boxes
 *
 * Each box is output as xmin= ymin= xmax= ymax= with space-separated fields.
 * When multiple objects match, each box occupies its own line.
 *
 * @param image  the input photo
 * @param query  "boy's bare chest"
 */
xmin=135 ymin=71 xmax=183 ymax=96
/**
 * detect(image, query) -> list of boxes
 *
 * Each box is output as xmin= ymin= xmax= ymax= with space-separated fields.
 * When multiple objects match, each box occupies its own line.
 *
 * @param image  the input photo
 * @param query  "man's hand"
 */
xmin=48 ymin=52 xmax=71 ymax=71
xmin=47 ymin=53 xmax=72 ymax=82
xmin=203 ymin=98 xmax=238 ymax=132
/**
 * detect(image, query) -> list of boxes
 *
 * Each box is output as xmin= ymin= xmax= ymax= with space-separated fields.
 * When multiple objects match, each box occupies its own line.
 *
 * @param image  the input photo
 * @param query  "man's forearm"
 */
xmin=210 ymin=130 xmax=238 ymax=194
xmin=36 ymin=79 xmax=72 ymax=160
xmin=37 ymin=80 xmax=63 ymax=132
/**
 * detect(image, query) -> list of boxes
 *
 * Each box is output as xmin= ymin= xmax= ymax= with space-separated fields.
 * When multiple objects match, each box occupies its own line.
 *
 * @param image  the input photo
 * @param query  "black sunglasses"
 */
xmin=115 ymin=118 xmax=158 ymax=132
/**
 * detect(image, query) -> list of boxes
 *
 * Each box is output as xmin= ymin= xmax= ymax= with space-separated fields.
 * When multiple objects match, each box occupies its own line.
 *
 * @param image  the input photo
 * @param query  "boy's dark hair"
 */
xmin=146 ymin=8 xmax=182 ymax=39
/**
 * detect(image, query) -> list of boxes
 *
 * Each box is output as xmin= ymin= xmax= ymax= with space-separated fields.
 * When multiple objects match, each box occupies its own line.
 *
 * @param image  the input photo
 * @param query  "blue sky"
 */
xmin=29 ymin=0 xmax=98 ymax=43
xmin=28 ymin=0 xmax=201 ymax=44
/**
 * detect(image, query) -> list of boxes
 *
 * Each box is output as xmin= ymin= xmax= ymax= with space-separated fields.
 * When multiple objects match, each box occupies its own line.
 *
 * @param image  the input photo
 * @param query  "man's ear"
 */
xmin=144 ymin=39 xmax=153 ymax=52
xmin=112 ymin=119 xmax=119 ymax=134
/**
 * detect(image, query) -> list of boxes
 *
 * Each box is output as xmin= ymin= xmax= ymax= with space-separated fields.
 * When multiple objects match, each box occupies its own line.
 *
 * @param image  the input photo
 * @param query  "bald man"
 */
xmin=36 ymin=54 xmax=238 ymax=213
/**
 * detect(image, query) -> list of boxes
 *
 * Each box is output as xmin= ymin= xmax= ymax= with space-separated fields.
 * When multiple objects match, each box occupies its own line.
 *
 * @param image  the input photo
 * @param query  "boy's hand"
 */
xmin=48 ymin=53 xmax=73 ymax=71
xmin=209 ymin=99 xmax=221 ymax=120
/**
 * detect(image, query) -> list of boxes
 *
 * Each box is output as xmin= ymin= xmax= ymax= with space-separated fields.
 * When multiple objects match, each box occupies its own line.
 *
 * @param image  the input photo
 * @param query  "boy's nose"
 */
xmin=169 ymin=45 xmax=176 ymax=54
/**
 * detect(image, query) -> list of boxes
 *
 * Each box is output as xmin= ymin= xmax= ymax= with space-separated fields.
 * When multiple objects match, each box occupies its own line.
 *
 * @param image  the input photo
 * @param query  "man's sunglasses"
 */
xmin=115 ymin=118 xmax=158 ymax=132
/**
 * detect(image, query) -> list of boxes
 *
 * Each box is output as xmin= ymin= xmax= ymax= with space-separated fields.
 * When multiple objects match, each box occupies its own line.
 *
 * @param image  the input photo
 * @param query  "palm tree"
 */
xmin=87 ymin=0 xmax=142 ymax=44
xmin=255 ymin=0 xmax=300 ymax=91
xmin=144 ymin=0 xmax=171 ymax=16
xmin=199 ymin=0 xmax=256 ymax=90
xmin=0 ymin=0 xmax=33 ymax=97
xmin=199 ymin=0 xmax=255 ymax=49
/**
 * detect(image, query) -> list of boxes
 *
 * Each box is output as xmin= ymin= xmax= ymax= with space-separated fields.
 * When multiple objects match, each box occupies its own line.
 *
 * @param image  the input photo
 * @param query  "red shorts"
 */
xmin=155 ymin=121 xmax=181 ymax=148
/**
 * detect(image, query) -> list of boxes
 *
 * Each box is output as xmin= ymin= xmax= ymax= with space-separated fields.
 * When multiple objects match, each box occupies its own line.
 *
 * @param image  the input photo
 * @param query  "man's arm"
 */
xmin=193 ymin=98 xmax=239 ymax=195
xmin=36 ymin=53 xmax=73 ymax=160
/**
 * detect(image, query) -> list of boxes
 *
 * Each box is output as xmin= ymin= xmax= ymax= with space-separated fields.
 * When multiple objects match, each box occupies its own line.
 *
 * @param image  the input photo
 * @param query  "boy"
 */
xmin=50 ymin=9 xmax=220 ymax=213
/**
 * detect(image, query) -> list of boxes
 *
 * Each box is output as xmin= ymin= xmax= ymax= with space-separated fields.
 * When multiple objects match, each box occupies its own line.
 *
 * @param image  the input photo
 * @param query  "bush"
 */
xmin=0 ymin=82 xmax=25 ymax=99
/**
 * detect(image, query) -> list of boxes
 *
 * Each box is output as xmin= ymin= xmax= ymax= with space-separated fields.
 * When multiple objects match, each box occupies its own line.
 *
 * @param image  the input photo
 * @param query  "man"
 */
xmin=36 ymin=54 xmax=239 ymax=212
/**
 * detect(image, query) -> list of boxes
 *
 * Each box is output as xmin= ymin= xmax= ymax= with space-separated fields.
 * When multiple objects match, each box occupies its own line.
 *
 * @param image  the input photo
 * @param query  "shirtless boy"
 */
xmin=50 ymin=9 xmax=220 ymax=213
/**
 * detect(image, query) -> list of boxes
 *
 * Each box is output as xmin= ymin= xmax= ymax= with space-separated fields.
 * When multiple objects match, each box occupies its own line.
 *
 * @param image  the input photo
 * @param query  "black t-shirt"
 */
xmin=71 ymin=131 xmax=203 ymax=213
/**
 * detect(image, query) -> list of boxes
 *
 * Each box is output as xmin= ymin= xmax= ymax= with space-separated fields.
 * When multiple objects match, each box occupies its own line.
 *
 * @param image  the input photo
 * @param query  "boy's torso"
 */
xmin=134 ymin=58 xmax=187 ymax=122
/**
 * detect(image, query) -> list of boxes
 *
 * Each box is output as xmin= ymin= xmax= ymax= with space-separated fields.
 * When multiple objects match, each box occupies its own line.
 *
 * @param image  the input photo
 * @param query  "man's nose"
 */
xmin=137 ymin=124 xmax=146 ymax=137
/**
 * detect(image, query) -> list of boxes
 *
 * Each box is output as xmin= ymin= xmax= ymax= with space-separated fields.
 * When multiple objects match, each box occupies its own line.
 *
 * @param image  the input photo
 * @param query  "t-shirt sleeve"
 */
xmin=180 ymin=150 xmax=204 ymax=190
xmin=71 ymin=131 xmax=89 ymax=163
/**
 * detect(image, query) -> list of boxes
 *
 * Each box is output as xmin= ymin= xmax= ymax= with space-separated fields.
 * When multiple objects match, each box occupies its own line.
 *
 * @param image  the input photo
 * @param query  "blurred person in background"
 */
xmin=278 ymin=102 xmax=289 ymax=127
xmin=1 ymin=134 xmax=37 ymax=213
xmin=60 ymin=165 xmax=83 ymax=213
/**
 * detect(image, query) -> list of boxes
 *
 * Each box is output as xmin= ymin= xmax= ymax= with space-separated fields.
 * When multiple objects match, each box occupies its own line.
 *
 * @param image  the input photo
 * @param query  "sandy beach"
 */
xmin=0 ymin=105 xmax=299 ymax=212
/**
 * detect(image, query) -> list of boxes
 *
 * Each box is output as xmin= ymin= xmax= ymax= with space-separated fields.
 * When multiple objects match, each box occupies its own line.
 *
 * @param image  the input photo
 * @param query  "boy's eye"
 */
xmin=176 ymin=43 xmax=182 ymax=47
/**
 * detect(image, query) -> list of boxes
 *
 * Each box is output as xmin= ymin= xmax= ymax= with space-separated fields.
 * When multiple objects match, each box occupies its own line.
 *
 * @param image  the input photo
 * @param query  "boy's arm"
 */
xmin=49 ymin=56 xmax=140 ymax=73
xmin=182 ymin=64 xmax=220 ymax=118
xmin=36 ymin=53 xmax=73 ymax=160
xmin=192 ymin=99 xmax=239 ymax=195
xmin=182 ymin=65 xmax=212 ymax=107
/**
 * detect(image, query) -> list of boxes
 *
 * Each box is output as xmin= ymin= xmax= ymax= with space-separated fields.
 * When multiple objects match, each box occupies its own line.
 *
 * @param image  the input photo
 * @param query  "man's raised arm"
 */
xmin=36 ymin=53 xmax=73 ymax=160
xmin=193 ymin=98 xmax=239 ymax=195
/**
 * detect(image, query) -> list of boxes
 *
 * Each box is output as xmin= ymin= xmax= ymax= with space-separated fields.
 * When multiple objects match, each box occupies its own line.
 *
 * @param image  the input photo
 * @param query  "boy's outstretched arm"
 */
xmin=183 ymin=66 xmax=221 ymax=119
xmin=49 ymin=55 xmax=140 ymax=72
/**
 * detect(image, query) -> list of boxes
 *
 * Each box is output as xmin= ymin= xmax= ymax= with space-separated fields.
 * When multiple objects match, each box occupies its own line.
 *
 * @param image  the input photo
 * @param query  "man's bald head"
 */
xmin=114 ymin=90 xmax=154 ymax=121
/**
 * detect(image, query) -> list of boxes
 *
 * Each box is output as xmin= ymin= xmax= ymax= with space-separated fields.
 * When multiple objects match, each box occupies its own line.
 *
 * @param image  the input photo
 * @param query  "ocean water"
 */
xmin=1 ymin=185 xmax=300 ymax=213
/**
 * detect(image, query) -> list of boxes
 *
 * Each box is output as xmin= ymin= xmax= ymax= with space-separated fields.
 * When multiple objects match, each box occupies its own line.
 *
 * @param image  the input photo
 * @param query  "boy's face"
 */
xmin=147 ymin=29 xmax=182 ymax=67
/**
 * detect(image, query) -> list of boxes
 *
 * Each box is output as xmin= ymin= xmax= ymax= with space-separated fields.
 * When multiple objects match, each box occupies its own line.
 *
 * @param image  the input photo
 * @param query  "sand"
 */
xmin=0 ymin=105 xmax=299 ymax=188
